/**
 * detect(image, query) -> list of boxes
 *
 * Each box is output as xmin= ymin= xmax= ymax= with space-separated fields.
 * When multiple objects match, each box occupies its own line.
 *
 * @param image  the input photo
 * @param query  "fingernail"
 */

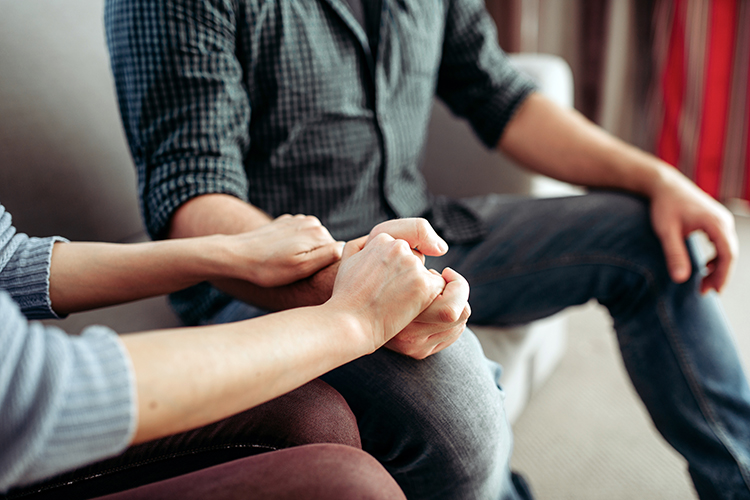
xmin=438 ymin=239 xmax=448 ymax=253
xmin=673 ymin=265 xmax=687 ymax=281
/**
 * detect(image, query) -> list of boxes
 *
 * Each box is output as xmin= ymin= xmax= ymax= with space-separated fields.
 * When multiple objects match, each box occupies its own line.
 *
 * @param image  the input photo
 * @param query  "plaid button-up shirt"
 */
xmin=106 ymin=0 xmax=535 ymax=323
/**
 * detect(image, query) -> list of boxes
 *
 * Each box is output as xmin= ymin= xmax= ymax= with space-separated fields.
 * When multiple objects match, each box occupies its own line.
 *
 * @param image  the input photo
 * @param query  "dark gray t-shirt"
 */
xmin=344 ymin=0 xmax=381 ymax=48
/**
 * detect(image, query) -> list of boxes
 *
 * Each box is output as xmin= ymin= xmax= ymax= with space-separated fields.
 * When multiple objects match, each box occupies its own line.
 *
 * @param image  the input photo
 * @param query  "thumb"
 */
xmin=341 ymin=236 xmax=367 ymax=261
xmin=659 ymin=226 xmax=692 ymax=283
xmin=367 ymin=218 xmax=448 ymax=256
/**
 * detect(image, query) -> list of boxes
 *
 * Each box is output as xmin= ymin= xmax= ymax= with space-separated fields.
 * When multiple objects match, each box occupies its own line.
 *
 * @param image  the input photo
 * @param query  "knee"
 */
xmin=302 ymin=444 xmax=407 ymax=500
xmin=373 ymin=335 xmax=513 ymax=495
xmin=581 ymin=193 xmax=675 ymax=296
xmin=248 ymin=444 xmax=406 ymax=500
xmin=410 ymin=368 xmax=513 ymax=490
xmin=250 ymin=379 xmax=361 ymax=449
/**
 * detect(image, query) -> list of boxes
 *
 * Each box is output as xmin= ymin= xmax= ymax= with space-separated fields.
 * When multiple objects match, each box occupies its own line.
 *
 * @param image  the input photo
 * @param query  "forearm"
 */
xmin=49 ymin=194 xmax=267 ymax=314
xmin=122 ymin=304 xmax=365 ymax=444
xmin=168 ymin=193 xmax=272 ymax=238
xmin=49 ymin=237 xmax=233 ymax=315
xmin=498 ymin=93 xmax=672 ymax=197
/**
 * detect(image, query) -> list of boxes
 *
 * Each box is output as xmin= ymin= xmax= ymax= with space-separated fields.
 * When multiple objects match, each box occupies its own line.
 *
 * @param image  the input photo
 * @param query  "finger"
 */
xmin=300 ymin=241 xmax=344 ymax=269
xmin=657 ymin=226 xmax=692 ymax=284
xmin=341 ymin=236 xmax=368 ymax=260
xmin=423 ymin=324 xmax=465 ymax=357
xmin=700 ymin=224 xmax=738 ymax=293
xmin=700 ymin=257 xmax=718 ymax=294
xmin=385 ymin=322 xmax=465 ymax=359
xmin=411 ymin=247 xmax=426 ymax=265
xmin=416 ymin=268 xmax=469 ymax=324
xmin=367 ymin=218 xmax=448 ymax=256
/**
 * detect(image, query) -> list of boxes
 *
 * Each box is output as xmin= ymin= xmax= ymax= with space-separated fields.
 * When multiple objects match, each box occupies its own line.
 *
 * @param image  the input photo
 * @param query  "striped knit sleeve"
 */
xmin=0 ymin=205 xmax=67 ymax=320
xmin=0 ymin=291 xmax=137 ymax=492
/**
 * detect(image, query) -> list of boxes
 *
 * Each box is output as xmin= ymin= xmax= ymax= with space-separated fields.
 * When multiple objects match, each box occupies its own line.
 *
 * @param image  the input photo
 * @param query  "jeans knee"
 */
xmin=382 ymin=337 xmax=513 ymax=496
xmin=394 ymin=375 xmax=513 ymax=498
xmin=582 ymin=193 xmax=678 ymax=304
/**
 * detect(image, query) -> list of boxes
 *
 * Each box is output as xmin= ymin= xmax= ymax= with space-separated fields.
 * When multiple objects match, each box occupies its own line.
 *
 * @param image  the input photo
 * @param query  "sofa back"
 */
xmin=0 ymin=1 xmax=144 ymax=243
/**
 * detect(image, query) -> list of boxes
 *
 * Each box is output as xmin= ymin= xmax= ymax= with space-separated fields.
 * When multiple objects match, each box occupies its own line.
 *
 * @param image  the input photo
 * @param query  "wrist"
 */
xmin=189 ymin=235 xmax=244 ymax=282
xmin=316 ymin=302 xmax=377 ymax=356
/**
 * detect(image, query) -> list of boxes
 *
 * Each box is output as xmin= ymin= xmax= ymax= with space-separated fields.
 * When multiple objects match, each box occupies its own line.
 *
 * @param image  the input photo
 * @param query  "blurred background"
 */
xmin=484 ymin=1 xmax=750 ymax=498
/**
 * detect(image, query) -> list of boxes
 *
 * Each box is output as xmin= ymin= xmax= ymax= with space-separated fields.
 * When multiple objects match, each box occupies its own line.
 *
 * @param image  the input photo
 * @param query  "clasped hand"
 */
xmin=331 ymin=219 xmax=471 ymax=359
xmin=222 ymin=215 xmax=470 ymax=359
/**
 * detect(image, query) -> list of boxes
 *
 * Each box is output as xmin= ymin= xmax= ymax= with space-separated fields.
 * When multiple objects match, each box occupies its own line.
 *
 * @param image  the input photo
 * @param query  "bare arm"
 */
xmin=124 ymin=227 xmax=446 ymax=444
xmin=171 ymin=195 xmax=473 ymax=357
xmin=49 ymin=214 xmax=342 ymax=315
xmin=499 ymin=93 xmax=738 ymax=292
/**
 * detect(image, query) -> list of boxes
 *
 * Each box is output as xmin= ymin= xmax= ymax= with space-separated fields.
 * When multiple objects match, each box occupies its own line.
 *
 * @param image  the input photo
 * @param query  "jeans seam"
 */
xmin=6 ymin=443 xmax=279 ymax=499
xmin=656 ymin=296 xmax=750 ymax=492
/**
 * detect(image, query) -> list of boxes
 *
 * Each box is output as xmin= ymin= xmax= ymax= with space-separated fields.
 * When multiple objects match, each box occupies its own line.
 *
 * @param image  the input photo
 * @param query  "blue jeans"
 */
xmin=213 ymin=191 xmax=750 ymax=500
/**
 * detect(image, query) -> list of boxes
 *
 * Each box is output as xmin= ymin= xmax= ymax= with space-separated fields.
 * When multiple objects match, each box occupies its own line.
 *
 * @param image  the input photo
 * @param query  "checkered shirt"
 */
xmin=105 ymin=0 xmax=536 ymax=323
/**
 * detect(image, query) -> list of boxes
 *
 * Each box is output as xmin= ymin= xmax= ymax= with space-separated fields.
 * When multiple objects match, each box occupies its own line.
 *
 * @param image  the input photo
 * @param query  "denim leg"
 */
xmin=321 ymin=330 xmax=518 ymax=500
xmin=427 ymin=191 xmax=750 ymax=500
xmin=207 ymin=302 xmax=524 ymax=500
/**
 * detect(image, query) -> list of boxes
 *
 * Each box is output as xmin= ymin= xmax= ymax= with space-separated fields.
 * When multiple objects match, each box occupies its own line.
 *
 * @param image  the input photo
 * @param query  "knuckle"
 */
xmin=392 ymin=238 xmax=412 ymax=254
xmin=369 ymin=233 xmax=391 ymax=249
xmin=438 ymin=304 xmax=461 ymax=324
xmin=304 ymin=215 xmax=322 ymax=226
xmin=310 ymin=225 xmax=330 ymax=239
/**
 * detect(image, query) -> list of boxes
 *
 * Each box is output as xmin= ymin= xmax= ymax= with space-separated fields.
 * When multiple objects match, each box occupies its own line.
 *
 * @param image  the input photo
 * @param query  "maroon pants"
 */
xmin=4 ymin=380 xmax=404 ymax=500
xmin=95 ymin=444 xmax=406 ymax=500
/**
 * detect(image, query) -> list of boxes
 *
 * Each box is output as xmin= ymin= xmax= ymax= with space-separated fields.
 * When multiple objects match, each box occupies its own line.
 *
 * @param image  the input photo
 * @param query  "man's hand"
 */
xmin=385 ymin=267 xmax=470 ymax=359
xmin=361 ymin=218 xmax=471 ymax=359
xmin=649 ymin=167 xmax=738 ymax=294
xmin=499 ymin=94 xmax=739 ymax=295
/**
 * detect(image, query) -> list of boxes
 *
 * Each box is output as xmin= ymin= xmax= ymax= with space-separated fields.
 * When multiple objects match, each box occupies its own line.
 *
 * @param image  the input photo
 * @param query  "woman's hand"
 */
xmin=365 ymin=218 xmax=471 ymax=359
xmin=222 ymin=214 xmax=343 ymax=287
xmin=327 ymin=230 xmax=447 ymax=353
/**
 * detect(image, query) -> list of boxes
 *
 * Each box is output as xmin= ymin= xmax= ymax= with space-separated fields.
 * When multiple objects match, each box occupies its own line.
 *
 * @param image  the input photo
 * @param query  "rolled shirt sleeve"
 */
xmin=437 ymin=0 xmax=538 ymax=149
xmin=106 ymin=0 xmax=251 ymax=239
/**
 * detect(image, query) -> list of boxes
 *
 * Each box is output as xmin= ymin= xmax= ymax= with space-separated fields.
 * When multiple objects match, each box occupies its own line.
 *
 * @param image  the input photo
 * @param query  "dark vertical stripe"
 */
xmin=577 ymin=0 xmax=610 ymax=121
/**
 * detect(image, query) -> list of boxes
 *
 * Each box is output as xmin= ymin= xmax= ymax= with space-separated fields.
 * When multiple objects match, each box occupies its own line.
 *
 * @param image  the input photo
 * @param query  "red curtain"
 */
xmin=653 ymin=0 xmax=750 ymax=202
